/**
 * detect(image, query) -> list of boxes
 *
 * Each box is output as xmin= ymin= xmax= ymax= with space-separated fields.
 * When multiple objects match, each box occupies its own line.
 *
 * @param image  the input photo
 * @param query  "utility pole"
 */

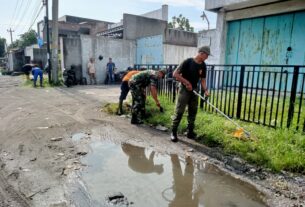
xmin=51 ymin=0 xmax=59 ymax=83
xmin=43 ymin=0 xmax=52 ymax=84
xmin=7 ymin=28 xmax=14 ymax=44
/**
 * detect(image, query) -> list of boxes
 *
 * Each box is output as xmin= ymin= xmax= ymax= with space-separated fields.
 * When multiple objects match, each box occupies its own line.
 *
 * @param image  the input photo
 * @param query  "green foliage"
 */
xmin=103 ymin=95 xmax=305 ymax=173
xmin=8 ymin=30 xmax=37 ymax=50
xmin=23 ymin=74 xmax=63 ymax=88
xmin=0 ymin=37 xmax=6 ymax=57
xmin=168 ymin=14 xmax=194 ymax=32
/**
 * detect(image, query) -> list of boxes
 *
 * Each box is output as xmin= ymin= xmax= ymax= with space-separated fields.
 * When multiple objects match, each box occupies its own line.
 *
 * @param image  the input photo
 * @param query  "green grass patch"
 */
xmin=103 ymin=95 xmax=305 ymax=173
xmin=23 ymin=75 xmax=63 ymax=88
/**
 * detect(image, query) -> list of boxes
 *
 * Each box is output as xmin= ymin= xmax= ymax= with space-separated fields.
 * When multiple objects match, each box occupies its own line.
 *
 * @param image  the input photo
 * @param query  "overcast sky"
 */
xmin=0 ymin=0 xmax=217 ymax=44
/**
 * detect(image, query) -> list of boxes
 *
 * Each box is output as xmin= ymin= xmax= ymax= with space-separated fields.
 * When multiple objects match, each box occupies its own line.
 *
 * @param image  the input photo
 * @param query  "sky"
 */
xmin=0 ymin=0 xmax=217 ymax=45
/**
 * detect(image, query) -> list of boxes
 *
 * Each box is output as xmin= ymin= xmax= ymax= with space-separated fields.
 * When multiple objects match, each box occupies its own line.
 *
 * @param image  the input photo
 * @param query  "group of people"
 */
xmin=118 ymin=46 xmax=211 ymax=143
xmin=87 ymin=57 xmax=116 ymax=85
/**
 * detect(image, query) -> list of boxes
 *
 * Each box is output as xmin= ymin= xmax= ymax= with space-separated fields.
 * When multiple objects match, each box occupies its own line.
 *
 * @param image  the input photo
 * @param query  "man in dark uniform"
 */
xmin=170 ymin=46 xmax=210 ymax=142
xmin=129 ymin=69 xmax=166 ymax=125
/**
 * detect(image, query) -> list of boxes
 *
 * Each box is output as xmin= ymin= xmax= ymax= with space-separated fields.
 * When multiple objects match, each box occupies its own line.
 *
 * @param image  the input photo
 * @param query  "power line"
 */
xmin=26 ymin=4 xmax=44 ymax=33
xmin=9 ymin=0 xmax=22 ymax=28
xmin=20 ymin=0 xmax=43 ymax=34
xmin=10 ymin=0 xmax=25 ymax=29
xmin=13 ymin=0 xmax=33 ymax=32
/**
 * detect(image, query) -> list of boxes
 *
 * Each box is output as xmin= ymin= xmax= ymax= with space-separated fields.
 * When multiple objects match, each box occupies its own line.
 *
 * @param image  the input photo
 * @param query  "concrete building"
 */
xmin=37 ymin=15 xmax=113 ymax=41
xmin=62 ymin=5 xmax=199 ymax=84
xmin=204 ymin=0 xmax=305 ymax=65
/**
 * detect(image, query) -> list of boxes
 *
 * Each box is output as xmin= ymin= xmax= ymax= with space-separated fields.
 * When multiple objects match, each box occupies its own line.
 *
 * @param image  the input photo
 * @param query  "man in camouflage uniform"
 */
xmin=129 ymin=69 xmax=166 ymax=124
xmin=170 ymin=46 xmax=210 ymax=142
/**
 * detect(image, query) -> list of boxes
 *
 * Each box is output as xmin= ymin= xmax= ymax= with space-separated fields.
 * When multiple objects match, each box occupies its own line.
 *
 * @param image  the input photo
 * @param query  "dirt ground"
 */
xmin=0 ymin=76 xmax=304 ymax=207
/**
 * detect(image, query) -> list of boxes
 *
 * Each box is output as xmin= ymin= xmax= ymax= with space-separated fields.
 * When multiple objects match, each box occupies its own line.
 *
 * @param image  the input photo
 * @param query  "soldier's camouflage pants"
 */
xmin=130 ymin=84 xmax=146 ymax=121
xmin=171 ymin=86 xmax=198 ymax=132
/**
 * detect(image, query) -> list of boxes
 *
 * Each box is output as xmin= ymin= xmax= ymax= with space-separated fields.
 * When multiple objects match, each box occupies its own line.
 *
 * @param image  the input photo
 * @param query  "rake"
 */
xmin=193 ymin=90 xmax=251 ymax=139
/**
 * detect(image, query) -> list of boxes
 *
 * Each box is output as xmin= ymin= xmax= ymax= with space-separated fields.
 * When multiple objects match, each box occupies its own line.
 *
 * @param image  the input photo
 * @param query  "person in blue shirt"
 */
xmin=31 ymin=64 xmax=43 ymax=87
xmin=106 ymin=57 xmax=115 ymax=84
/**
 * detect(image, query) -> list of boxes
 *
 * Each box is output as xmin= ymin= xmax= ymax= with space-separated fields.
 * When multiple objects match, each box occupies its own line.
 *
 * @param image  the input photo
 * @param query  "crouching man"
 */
xmin=32 ymin=64 xmax=43 ymax=87
xmin=129 ymin=69 xmax=166 ymax=124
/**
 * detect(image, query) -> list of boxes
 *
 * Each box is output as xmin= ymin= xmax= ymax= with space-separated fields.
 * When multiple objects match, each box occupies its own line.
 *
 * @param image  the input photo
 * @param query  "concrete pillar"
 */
xmin=162 ymin=5 xmax=168 ymax=21
xmin=215 ymin=11 xmax=227 ymax=64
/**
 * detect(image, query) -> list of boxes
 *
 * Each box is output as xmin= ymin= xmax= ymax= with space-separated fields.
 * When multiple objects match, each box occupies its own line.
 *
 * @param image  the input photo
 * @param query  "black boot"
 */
xmin=131 ymin=114 xmax=143 ymax=125
xmin=186 ymin=129 xmax=197 ymax=139
xmin=117 ymin=100 xmax=123 ymax=115
xmin=171 ymin=129 xmax=178 ymax=142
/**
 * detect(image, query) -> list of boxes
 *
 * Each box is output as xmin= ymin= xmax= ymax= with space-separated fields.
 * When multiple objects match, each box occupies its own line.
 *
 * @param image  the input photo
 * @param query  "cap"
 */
xmin=198 ymin=46 xmax=211 ymax=55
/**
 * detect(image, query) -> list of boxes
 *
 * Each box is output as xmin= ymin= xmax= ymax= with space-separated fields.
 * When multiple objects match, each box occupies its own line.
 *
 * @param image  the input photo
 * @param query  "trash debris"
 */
xmin=202 ymin=156 xmax=208 ymax=161
xmin=155 ymin=125 xmax=168 ymax=131
xmin=37 ymin=127 xmax=49 ymax=129
xmin=105 ymin=192 xmax=130 ymax=206
xmin=50 ymin=137 xmax=63 ymax=141
xmin=187 ymin=148 xmax=194 ymax=152
xmin=77 ymin=151 xmax=88 ymax=156
xmin=30 ymin=157 xmax=37 ymax=162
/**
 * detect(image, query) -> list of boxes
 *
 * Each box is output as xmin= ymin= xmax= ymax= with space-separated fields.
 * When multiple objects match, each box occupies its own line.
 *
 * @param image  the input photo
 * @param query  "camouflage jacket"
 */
xmin=129 ymin=70 xmax=158 ymax=88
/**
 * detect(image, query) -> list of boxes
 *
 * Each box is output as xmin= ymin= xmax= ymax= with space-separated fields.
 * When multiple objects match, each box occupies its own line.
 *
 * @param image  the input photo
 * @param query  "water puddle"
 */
xmin=77 ymin=141 xmax=266 ymax=207
xmin=72 ymin=132 xmax=88 ymax=141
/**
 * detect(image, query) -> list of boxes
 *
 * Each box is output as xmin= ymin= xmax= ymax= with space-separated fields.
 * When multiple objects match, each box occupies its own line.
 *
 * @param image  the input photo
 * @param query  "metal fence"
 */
xmin=134 ymin=64 xmax=305 ymax=132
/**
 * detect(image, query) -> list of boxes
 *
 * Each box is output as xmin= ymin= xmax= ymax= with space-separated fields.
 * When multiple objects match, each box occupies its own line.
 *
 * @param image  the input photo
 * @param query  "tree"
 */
xmin=8 ymin=29 xmax=37 ymax=50
xmin=19 ymin=30 xmax=37 ymax=48
xmin=0 ymin=37 xmax=6 ymax=57
xmin=168 ymin=14 xmax=194 ymax=32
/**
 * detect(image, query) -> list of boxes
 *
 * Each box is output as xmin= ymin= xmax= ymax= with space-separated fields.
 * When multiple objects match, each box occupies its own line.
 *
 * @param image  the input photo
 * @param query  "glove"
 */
xmin=159 ymin=106 xmax=164 ymax=113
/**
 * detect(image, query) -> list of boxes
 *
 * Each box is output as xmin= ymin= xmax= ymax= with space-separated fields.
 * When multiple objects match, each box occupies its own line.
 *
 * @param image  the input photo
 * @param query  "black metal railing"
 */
xmin=134 ymin=64 xmax=305 ymax=132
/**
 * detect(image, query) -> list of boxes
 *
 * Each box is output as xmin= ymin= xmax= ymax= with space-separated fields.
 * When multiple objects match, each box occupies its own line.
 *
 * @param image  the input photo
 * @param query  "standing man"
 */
xmin=129 ymin=69 xmax=166 ymax=125
xmin=170 ymin=46 xmax=210 ymax=142
xmin=117 ymin=68 xmax=139 ymax=115
xmin=106 ymin=57 xmax=115 ymax=84
xmin=87 ymin=58 xmax=97 ymax=85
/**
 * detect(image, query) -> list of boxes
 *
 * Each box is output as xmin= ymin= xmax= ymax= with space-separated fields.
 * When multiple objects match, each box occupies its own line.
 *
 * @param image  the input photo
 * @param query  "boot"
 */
xmin=131 ymin=114 xmax=143 ymax=125
xmin=117 ymin=100 xmax=123 ymax=115
xmin=171 ymin=129 xmax=178 ymax=142
xmin=186 ymin=129 xmax=197 ymax=139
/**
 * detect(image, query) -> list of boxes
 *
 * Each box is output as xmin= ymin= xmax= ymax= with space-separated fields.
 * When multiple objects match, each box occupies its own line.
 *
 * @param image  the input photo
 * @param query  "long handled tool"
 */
xmin=193 ymin=90 xmax=251 ymax=139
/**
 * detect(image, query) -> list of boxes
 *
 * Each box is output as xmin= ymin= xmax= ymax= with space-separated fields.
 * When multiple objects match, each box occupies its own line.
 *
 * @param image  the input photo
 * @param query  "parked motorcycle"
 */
xmin=63 ymin=68 xmax=76 ymax=87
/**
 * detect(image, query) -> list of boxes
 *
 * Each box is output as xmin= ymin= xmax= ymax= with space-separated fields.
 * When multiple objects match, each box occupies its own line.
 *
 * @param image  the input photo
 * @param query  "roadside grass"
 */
xmin=103 ymin=95 xmax=305 ymax=173
xmin=201 ymin=89 xmax=305 ymax=131
xmin=23 ymin=75 xmax=63 ymax=87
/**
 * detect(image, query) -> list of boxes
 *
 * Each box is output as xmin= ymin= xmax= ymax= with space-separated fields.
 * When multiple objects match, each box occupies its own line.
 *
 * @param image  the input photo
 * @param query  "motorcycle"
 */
xmin=63 ymin=68 xmax=76 ymax=87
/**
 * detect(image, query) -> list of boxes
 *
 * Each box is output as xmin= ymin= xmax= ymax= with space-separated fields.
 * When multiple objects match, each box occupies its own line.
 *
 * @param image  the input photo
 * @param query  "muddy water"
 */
xmin=80 ymin=141 xmax=266 ymax=207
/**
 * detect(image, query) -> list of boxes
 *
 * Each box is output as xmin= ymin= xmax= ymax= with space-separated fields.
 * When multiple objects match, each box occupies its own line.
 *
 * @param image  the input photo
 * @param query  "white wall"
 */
xmin=163 ymin=44 xmax=197 ymax=65
xmin=80 ymin=35 xmax=136 ymax=84
xmin=197 ymin=11 xmax=226 ymax=65
xmin=141 ymin=5 xmax=168 ymax=21
xmin=197 ymin=29 xmax=220 ymax=65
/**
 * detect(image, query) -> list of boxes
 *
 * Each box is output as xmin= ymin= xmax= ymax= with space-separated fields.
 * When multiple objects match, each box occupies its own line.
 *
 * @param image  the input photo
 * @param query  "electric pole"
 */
xmin=51 ymin=0 xmax=59 ymax=83
xmin=43 ymin=0 xmax=52 ymax=84
xmin=7 ymin=28 xmax=14 ymax=44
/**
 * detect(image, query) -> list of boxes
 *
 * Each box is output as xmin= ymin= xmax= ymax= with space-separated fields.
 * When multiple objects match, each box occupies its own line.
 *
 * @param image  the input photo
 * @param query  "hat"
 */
xmin=198 ymin=46 xmax=211 ymax=55
xmin=158 ymin=69 xmax=167 ymax=75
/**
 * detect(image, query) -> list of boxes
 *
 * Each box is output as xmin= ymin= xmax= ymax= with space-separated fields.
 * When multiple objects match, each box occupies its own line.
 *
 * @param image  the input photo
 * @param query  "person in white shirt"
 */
xmin=87 ymin=58 xmax=97 ymax=85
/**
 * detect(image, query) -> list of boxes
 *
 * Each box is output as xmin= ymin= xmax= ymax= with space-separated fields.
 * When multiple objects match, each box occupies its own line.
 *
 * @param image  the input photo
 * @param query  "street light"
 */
xmin=201 ymin=11 xmax=210 ymax=30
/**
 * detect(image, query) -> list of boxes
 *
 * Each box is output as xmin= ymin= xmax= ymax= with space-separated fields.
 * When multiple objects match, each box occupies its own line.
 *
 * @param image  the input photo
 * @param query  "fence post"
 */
xmin=287 ymin=66 xmax=299 ymax=128
xmin=236 ymin=66 xmax=245 ymax=119
xmin=210 ymin=65 xmax=215 ymax=89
